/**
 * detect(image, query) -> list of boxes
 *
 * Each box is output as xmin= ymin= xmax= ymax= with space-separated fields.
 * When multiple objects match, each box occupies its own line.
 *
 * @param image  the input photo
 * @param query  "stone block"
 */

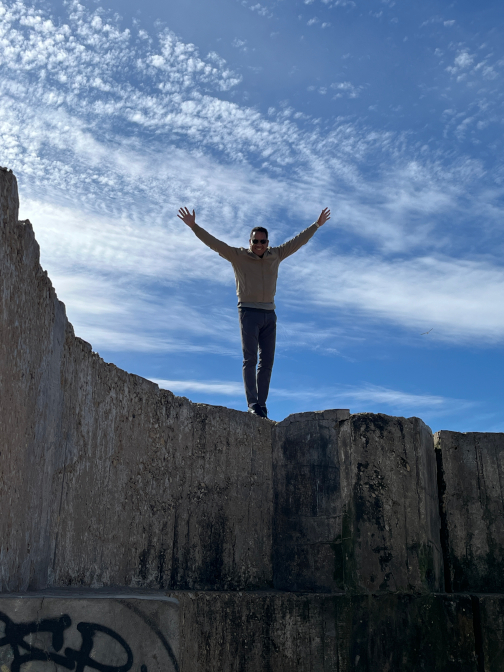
xmin=175 ymin=591 xmax=477 ymax=671
xmin=0 ymin=593 xmax=179 ymax=671
xmin=272 ymin=409 xmax=349 ymax=591
xmin=478 ymin=595 xmax=504 ymax=672
xmin=273 ymin=411 xmax=443 ymax=592
xmin=435 ymin=431 xmax=504 ymax=592
xmin=335 ymin=593 xmax=477 ymax=672
xmin=176 ymin=591 xmax=338 ymax=672
xmin=52 ymin=394 xmax=274 ymax=591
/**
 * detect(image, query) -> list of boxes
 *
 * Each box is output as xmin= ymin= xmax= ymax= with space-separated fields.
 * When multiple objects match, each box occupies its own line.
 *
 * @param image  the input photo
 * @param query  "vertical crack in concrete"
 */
xmin=434 ymin=445 xmax=452 ymax=593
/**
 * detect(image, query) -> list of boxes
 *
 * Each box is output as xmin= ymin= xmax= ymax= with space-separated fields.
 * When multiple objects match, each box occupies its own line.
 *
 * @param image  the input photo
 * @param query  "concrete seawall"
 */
xmin=1 ymin=167 xmax=504 ymax=669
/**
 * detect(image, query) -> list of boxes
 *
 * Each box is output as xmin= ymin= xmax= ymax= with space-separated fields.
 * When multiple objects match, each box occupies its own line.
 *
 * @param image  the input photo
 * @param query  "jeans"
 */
xmin=239 ymin=308 xmax=277 ymax=408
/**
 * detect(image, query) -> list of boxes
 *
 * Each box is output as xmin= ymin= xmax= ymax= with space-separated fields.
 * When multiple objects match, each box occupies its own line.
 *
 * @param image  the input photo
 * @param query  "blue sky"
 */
xmin=1 ymin=0 xmax=503 ymax=431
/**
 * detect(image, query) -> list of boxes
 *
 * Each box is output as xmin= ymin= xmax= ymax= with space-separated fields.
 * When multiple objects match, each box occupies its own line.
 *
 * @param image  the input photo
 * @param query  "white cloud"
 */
xmin=274 ymin=383 xmax=473 ymax=415
xmin=454 ymin=50 xmax=474 ymax=69
xmin=151 ymin=378 xmax=243 ymax=395
xmin=231 ymin=38 xmax=247 ymax=49
xmin=249 ymin=3 xmax=272 ymax=17
xmin=289 ymin=252 xmax=504 ymax=343
xmin=330 ymin=80 xmax=361 ymax=98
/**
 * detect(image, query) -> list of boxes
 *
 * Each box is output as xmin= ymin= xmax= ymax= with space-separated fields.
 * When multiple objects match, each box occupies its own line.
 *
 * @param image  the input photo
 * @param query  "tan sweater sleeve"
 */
xmin=275 ymin=223 xmax=319 ymax=261
xmin=192 ymin=223 xmax=237 ymax=262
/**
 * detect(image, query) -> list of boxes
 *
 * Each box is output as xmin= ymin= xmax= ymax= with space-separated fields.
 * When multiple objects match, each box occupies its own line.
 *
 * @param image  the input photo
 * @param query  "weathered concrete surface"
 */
xmin=0 ymin=167 xmax=67 ymax=592
xmin=479 ymin=596 xmax=504 ymax=672
xmin=272 ymin=409 xmax=350 ymax=592
xmin=435 ymin=431 xmax=504 ymax=592
xmin=274 ymin=411 xmax=443 ymax=593
xmin=0 ymin=593 xmax=179 ymax=670
xmin=175 ymin=591 xmax=477 ymax=671
xmin=343 ymin=414 xmax=443 ymax=593
xmin=0 ymin=168 xmax=273 ymax=592
xmin=1 ymin=167 xmax=447 ymax=596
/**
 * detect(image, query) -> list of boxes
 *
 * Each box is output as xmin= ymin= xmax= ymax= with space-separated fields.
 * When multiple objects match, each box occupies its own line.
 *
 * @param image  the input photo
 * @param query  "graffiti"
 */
xmin=0 ymin=611 xmax=134 ymax=672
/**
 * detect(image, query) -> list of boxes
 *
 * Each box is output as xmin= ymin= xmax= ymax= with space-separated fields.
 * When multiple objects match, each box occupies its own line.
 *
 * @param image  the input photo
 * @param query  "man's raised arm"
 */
xmin=177 ymin=207 xmax=236 ymax=262
xmin=276 ymin=207 xmax=330 ymax=261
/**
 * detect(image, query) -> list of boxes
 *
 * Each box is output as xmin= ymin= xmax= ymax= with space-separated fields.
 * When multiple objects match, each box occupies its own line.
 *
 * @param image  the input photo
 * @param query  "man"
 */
xmin=177 ymin=206 xmax=330 ymax=417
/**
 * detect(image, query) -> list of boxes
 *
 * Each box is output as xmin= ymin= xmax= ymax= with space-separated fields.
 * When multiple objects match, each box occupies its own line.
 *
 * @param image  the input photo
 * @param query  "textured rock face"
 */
xmin=435 ymin=430 xmax=504 ymax=592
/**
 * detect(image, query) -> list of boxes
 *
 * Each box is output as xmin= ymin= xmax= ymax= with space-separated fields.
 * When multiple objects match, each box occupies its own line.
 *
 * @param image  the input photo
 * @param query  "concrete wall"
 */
xmin=3 ymin=166 xmax=504 ymax=669
xmin=0 ymin=167 xmax=443 ymax=596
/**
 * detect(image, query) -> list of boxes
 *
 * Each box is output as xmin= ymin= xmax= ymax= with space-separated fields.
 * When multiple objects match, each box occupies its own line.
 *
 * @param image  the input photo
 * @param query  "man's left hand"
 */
xmin=317 ymin=207 xmax=330 ymax=227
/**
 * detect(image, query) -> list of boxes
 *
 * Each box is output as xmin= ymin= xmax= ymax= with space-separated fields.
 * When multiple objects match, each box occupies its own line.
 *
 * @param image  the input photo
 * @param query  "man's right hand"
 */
xmin=177 ymin=207 xmax=196 ymax=229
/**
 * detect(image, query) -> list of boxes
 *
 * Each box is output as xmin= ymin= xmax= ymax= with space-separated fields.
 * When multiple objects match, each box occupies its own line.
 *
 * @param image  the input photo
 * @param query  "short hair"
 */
xmin=250 ymin=226 xmax=268 ymax=240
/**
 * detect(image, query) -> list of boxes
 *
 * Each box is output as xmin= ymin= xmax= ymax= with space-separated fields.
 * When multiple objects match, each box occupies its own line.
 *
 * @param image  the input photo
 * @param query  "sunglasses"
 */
xmin=252 ymin=238 xmax=268 ymax=244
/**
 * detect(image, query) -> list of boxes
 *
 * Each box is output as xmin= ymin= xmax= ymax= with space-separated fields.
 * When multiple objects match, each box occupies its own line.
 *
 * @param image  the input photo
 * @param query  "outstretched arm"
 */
xmin=276 ymin=207 xmax=330 ymax=261
xmin=177 ymin=206 xmax=236 ymax=262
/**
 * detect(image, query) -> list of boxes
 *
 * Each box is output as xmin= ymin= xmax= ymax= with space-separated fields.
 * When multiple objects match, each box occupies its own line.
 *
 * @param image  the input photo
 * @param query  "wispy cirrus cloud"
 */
xmin=2 ymin=0 xmax=504 ymax=359
xmin=285 ymin=251 xmax=504 ymax=343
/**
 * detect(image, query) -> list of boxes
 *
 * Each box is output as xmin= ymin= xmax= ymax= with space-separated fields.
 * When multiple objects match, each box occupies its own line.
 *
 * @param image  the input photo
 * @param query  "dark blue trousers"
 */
xmin=239 ymin=308 xmax=277 ymax=408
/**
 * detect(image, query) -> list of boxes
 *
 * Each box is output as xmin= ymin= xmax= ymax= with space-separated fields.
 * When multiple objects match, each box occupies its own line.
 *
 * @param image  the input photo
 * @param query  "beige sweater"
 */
xmin=192 ymin=222 xmax=319 ymax=304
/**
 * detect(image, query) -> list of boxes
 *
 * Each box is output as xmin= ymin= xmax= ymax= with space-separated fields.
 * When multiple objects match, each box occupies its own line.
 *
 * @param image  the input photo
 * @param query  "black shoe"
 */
xmin=248 ymin=403 xmax=267 ymax=418
xmin=260 ymin=405 xmax=268 ymax=418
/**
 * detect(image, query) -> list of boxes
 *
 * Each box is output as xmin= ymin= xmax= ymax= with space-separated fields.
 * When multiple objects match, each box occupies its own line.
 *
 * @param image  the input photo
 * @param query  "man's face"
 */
xmin=250 ymin=231 xmax=269 ymax=257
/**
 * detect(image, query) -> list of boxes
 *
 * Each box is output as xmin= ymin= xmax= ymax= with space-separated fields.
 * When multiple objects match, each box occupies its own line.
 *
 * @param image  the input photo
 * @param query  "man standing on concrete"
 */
xmin=177 ymin=207 xmax=330 ymax=418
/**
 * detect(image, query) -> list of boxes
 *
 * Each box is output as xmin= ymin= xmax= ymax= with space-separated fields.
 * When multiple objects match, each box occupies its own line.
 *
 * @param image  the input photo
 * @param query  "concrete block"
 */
xmin=334 ymin=593 xmax=477 ymax=672
xmin=51 ymin=387 xmax=274 ymax=591
xmin=272 ymin=409 xmax=350 ymax=591
xmin=176 ymin=591 xmax=338 ymax=672
xmin=0 ymin=593 xmax=179 ymax=671
xmin=478 ymin=595 xmax=504 ymax=672
xmin=344 ymin=414 xmax=443 ymax=593
xmin=435 ymin=431 xmax=504 ymax=592
xmin=175 ymin=591 xmax=477 ymax=671
xmin=273 ymin=411 xmax=443 ymax=592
